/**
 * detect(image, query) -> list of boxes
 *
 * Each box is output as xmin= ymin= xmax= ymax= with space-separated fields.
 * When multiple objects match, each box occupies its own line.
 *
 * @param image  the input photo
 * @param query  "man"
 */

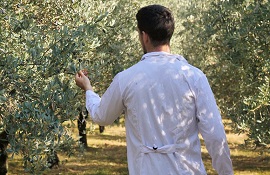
xmin=75 ymin=4 xmax=233 ymax=175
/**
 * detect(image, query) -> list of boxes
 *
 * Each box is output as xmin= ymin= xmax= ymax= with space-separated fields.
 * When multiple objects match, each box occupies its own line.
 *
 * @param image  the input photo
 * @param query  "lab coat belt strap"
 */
xmin=140 ymin=144 xmax=181 ymax=154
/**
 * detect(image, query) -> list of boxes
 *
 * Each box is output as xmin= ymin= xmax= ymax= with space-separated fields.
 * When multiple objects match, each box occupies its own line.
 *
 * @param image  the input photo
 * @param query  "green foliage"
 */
xmin=83 ymin=0 xmax=141 ymax=94
xmin=180 ymin=0 xmax=270 ymax=147
xmin=0 ymin=0 xmax=139 ymax=173
xmin=3 ymin=0 xmax=268 ymax=173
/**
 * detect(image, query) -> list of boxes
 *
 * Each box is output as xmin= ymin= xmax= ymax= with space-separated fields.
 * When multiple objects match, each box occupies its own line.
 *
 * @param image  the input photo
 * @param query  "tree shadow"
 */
xmin=54 ymin=144 xmax=128 ymax=175
xmin=89 ymin=133 xmax=126 ymax=143
xmin=231 ymin=154 xmax=270 ymax=172
xmin=201 ymin=143 xmax=270 ymax=175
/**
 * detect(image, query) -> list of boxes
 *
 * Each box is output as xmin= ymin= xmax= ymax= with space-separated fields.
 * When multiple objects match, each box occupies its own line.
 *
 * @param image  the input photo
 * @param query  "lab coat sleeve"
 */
xmin=194 ymin=74 xmax=234 ymax=175
xmin=85 ymin=74 xmax=124 ymax=126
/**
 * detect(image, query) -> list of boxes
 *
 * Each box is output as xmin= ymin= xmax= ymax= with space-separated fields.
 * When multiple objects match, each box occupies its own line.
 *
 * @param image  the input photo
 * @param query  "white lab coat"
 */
xmin=86 ymin=52 xmax=233 ymax=175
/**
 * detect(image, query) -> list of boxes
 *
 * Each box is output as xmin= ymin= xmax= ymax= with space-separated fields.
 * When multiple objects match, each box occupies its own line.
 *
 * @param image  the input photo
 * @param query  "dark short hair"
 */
xmin=136 ymin=5 xmax=175 ymax=47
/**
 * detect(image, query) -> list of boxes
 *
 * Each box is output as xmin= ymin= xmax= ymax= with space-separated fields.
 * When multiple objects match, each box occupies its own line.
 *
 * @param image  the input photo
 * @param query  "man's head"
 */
xmin=136 ymin=5 xmax=174 ymax=53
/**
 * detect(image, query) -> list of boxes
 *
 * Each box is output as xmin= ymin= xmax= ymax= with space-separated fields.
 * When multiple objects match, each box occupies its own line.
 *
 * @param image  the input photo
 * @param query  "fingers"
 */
xmin=75 ymin=69 xmax=89 ymax=83
xmin=74 ymin=69 xmax=93 ymax=91
xmin=77 ymin=70 xmax=85 ymax=77
xmin=77 ymin=70 xmax=89 ymax=78
xmin=82 ymin=69 xmax=88 ymax=76
xmin=75 ymin=73 xmax=81 ymax=85
xmin=75 ymin=71 xmax=88 ymax=82
xmin=75 ymin=71 xmax=84 ymax=84
xmin=75 ymin=69 xmax=89 ymax=84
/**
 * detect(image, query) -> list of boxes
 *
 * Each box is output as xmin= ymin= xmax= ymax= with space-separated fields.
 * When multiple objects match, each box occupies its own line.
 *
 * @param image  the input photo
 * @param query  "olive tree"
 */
xmin=0 ymin=0 xmax=139 ymax=173
xmin=179 ymin=0 xmax=270 ymax=147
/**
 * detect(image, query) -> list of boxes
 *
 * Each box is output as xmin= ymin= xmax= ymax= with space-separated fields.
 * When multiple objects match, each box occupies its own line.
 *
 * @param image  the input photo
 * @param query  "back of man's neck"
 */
xmin=147 ymin=45 xmax=171 ymax=53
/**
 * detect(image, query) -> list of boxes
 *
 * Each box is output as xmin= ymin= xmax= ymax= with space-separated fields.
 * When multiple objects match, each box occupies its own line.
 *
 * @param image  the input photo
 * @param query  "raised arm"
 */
xmin=75 ymin=71 xmax=124 ymax=126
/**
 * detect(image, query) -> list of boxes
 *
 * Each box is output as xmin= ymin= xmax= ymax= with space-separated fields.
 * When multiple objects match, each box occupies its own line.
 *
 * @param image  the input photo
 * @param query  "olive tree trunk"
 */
xmin=0 ymin=131 xmax=8 ymax=175
xmin=78 ymin=109 xmax=88 ymax=147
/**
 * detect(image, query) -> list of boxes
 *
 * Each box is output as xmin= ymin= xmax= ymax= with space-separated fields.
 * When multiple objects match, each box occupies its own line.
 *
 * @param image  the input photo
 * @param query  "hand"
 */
xmin=75 ymin=70 xmax=93 ymax=91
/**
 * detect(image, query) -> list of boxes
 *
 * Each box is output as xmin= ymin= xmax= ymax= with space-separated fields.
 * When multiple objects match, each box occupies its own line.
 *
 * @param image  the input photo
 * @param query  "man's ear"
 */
xmin=142 ymin=31 xmax=150 ymax=44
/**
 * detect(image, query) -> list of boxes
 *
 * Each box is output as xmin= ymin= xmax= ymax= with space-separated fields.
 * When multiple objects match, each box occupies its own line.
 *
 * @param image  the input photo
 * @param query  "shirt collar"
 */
xmin=141 ymin=51 xmax=188 ymax=63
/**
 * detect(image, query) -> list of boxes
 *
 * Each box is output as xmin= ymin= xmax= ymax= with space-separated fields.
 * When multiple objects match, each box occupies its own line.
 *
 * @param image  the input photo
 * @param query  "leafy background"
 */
xmin=0 ymin=0 xmax=269 ymax=173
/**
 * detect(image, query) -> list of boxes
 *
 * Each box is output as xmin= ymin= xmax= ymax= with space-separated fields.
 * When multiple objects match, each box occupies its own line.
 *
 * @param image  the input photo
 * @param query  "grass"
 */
xmin=7 ymin=119 xmax=270 ymax=175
